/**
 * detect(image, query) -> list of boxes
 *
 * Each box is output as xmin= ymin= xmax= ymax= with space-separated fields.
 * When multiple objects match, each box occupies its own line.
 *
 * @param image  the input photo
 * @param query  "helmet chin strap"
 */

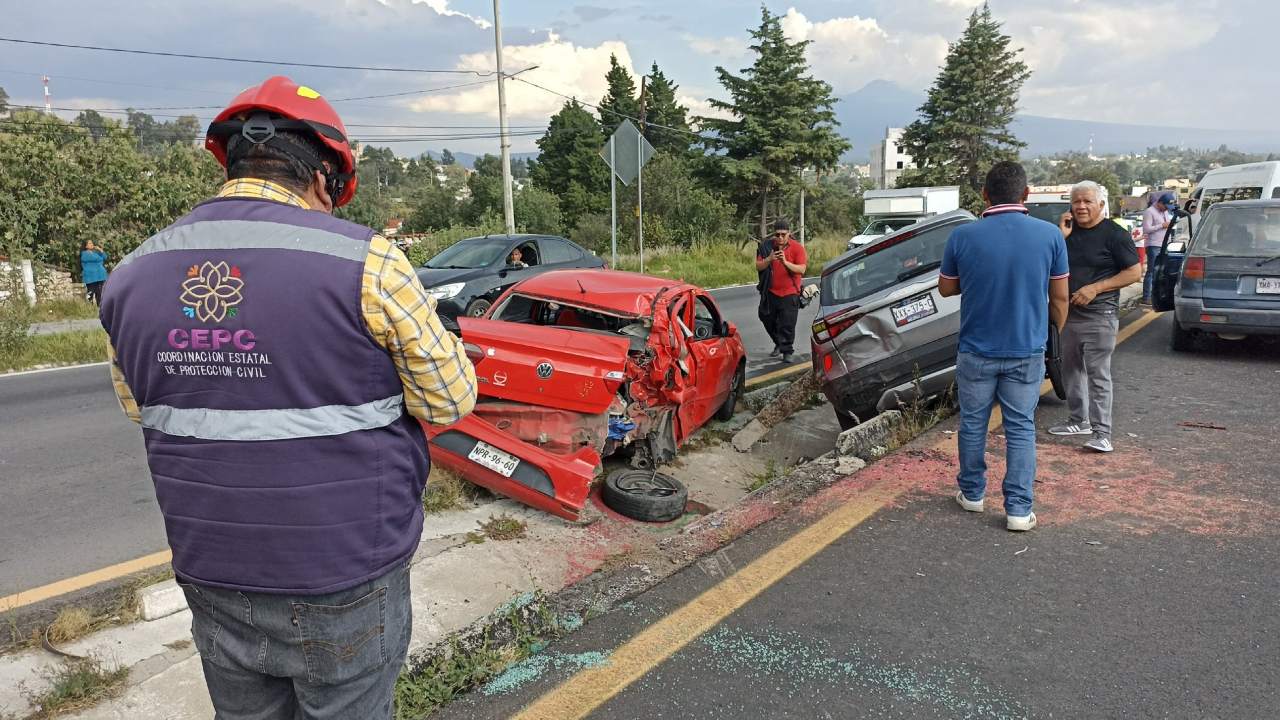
xmin=218 ymin=112 xmax=350 ymax=207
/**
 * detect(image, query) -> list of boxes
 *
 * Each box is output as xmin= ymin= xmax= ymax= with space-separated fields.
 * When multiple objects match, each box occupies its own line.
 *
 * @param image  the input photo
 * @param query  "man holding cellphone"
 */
xmin=755 ymin=219 xmax=808 ymax=364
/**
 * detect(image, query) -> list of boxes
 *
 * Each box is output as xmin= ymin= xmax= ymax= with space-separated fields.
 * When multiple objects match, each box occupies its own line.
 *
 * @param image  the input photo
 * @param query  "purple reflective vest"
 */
xmin=101 ymin=197 xmax=429 ymax=594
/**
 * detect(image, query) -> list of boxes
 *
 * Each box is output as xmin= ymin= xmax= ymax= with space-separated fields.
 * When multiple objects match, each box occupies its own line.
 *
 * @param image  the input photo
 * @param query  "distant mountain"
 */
xmin=423 ymin=149 xmax=539 ymax=170
xmin=834 ymin=80 xmax=1279 ymax=159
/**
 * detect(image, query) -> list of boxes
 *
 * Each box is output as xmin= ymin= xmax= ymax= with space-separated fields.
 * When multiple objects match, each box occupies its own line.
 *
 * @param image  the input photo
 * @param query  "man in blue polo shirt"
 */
xmin=939 ymin=162 xmax=1070 ymax=531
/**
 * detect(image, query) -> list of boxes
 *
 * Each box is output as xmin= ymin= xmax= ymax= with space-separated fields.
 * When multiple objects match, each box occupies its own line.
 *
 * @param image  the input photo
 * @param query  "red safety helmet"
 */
xmin=205 ymin=76 xmax=358 ymax=207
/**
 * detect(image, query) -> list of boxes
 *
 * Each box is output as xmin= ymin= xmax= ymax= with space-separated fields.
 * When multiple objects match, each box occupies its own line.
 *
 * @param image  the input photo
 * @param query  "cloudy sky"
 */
xmin=0 ymin=0 xmax=1270 ymax=157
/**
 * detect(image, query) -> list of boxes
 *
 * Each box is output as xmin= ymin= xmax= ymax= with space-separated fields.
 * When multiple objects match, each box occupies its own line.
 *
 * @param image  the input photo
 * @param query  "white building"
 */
xmin=869 ymin=128 xmax=914 ymax=190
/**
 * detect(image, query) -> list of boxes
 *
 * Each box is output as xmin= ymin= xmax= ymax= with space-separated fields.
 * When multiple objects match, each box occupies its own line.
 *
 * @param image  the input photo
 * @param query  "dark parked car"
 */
xmin=811 ymin=210 xmax=976 ymax=430
xmin=415 ymin=234 xmax=604 ymax=331
xmin=1153 ymin=199 xmax=1280 ymax=349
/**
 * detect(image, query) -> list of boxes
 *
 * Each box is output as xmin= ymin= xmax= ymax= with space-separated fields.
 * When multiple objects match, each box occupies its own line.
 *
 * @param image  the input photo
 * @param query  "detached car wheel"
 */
xmin=1045 ymin=320 xmax=1067 ymax=400
xmin=1170 ymin=319 xmax=1195 ymax=352
xmin=602 ymin=469 xmax=688 ymax=522
xmin=714 ymin=365 xmax=746 ymax=422
xmin=465 ymin=298 xmax=492 ymax=317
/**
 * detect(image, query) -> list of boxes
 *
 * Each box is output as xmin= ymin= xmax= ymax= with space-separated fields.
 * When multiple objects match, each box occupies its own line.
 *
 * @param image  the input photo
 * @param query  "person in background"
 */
xmin=508 ymin=247 xmax=529 ymax=268
xmin=1141 ymin=192 xmax=1176 ymax=303
xmin=1050 ymin=181 xmax=1142 ymax=453
xmin=938 ymin=161 xmax=1069 ymax=532
xmin=754 ymin=219 xmax=807 ymax=364
xmin=80 ymin=240 xmax=108 ymax=306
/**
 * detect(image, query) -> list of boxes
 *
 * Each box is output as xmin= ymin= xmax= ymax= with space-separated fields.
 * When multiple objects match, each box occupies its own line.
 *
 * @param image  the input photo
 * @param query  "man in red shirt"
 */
xmin=755 ymin=220 xmax=808 ymax=363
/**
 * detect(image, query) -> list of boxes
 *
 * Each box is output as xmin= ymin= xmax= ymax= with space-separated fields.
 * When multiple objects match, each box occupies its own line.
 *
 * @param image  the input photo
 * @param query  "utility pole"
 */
xmin=492 ymin=0 xmax=516 ymax=237
xmin=636 ymin=75 xmax=647 ymax=274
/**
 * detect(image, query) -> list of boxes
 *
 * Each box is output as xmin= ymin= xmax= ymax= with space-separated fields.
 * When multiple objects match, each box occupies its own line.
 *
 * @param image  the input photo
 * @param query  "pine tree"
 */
xmin=898 ymin=3 xmax=1030 ymax=209
xmin=0 ymin=86 xmax=8 ymax=116
xmin=700 ymin=6 xmax=850 ymax=239
xmin=642 ymin=63 xmax=692 ymax=155
xmin=440 ymin=148 xmax=456 ymax=166
xmin=597 ymin=55 xmax=640 ymax=136
xmin=531 ymin=100 xmax=608 ymax=229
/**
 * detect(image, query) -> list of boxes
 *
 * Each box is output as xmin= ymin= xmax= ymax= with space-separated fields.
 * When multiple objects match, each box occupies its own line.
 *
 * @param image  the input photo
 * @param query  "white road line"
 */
xmin=0 ymin=361 xmax=110 ymax=379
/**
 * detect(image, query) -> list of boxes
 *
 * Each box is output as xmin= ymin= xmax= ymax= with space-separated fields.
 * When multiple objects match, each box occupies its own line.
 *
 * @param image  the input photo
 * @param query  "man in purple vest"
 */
xmin=100 ymin=76 xmax=476 ymax=719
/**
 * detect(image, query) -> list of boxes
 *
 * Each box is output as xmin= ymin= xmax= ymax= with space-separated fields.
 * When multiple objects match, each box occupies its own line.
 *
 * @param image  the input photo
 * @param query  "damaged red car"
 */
xmin=421 ymin=269 xmax=747 ymax=521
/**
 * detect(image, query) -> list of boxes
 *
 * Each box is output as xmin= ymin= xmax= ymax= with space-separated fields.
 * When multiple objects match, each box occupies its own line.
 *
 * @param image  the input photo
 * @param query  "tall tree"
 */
xmin=597 ymin=54 xmax=640 ymax=136
xmin=440 ymin=148 xmax=456 ymax=166
xmin=531 ymin=100 xmax=608 ymax=229
xmin=0 ymin=86 xmax=8 ymax=116
xmin=699 ymin=6 xmax=850 ymax=238
xmin=898 ymin=3 xmax=1030 ymax=209
xmin=74 ymin=110 xmax=114 ymax=142
xmin=642 ymin=63 xmax=692 ymax=155
xmin=464 ymin=153 xmax=504 ymax=223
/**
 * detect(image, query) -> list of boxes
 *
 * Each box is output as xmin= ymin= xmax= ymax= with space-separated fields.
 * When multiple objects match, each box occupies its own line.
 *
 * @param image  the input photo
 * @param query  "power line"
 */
xmin=0 ymin=37 xmax=498 ymax=75
xmin=511 ymin=75 xmax=708 ymax=140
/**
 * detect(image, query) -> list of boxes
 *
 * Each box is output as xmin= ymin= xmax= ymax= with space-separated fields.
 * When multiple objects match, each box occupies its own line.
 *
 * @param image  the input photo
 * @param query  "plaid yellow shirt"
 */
xmin=110 ymin=179 xmax=476 ymax=426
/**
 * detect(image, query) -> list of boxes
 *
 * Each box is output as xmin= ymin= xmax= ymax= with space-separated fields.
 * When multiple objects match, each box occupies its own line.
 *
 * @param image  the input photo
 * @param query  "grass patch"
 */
xmin=743 ymin=458 xmax=782 ymax=493
xmin=394 ymin=607 xmax=549 ymax=720
xmin=45 ymin=608 xmax=95 ymax=646
xmin=889 ymin=380 xmax=957 ymax=450
xmin=0 ymin=329 xmax=107 ymax=373
xmin=30 ymin=298 xmax=99 ymax=322
xmin=422 ymin=467 xmax=488 ymax=514
xmin=612 ymin=234 xmax=847 ymax=289
xmin=23 ymin=657 xmax=129 ymax=719
xmin=479 ymin=513 xmax=527 ymax=541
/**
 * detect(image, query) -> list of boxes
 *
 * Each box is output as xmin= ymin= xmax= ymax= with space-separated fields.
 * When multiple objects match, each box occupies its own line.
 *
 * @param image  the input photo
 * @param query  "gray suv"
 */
xmin=811 ymin=210 xmax=976 ymax=430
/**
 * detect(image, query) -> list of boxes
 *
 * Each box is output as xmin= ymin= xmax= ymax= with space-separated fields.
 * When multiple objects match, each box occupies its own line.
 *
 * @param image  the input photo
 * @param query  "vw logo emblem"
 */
xmin=536 ymin=362 xmax=554 ymax=379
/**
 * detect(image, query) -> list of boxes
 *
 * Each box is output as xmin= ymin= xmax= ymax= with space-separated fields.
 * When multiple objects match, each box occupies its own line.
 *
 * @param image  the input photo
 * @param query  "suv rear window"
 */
xmin=824 ymin=221 xmax=963 ymax=304
xmin=1192 ymin=205 xmax=1280 ymax=256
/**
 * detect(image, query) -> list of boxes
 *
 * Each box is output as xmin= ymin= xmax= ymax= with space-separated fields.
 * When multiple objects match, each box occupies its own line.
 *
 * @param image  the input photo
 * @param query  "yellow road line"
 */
xmin=513 ymin=488 xmax=899 ymax=720
xmin=987 ymin=309 xmax=1163 ymax=431
xmin=745 ymin=361 xmax=808 ymax=389
xmin=0 ymin=550 xmax=171 ymax=613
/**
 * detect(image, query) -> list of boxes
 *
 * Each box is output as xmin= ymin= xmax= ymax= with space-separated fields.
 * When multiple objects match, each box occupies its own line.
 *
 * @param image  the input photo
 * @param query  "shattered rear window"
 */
xmin=492 ymin=293 xmax=649 ymax=341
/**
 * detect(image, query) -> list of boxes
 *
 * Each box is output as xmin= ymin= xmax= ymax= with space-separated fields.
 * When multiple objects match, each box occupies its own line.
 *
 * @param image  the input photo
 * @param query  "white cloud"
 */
xmin=779 ymin=8 xmax=949 ymax=93
xmin=411 ymin=33 xmax=633 ymax=119
xmin=679 ymin=93 xmax=735 ymax=123
xmin=685 ymin=34 xmax=749 ymax=59
xmin=407 ymin=0 xmax=491 ymax=28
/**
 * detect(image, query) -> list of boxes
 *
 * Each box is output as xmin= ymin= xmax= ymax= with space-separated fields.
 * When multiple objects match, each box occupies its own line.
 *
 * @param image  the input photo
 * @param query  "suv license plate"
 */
xmin=891 ymin=293 xmax=938 ymax=326
xmin=1257 ymin=277 xmax=1280 ymax=294
xmin=467 ymin=441 xmax=520 ymax=477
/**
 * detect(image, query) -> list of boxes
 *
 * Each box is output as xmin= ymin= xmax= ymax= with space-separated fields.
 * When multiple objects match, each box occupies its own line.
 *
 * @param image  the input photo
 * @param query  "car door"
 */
xmin=1152 ymin=230 xmax=1189 ymax=313
xmin=664 ymin=292 xmax=703 ymax=441
xmin=685 ymin=293 xmax=734 ymax=424
xmin=537 ymin=237 xmax=582 ymax=270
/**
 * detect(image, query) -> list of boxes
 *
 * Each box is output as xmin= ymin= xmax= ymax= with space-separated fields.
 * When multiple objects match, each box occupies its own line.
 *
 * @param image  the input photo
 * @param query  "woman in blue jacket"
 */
xmin=80 ymin=240 xmax=108 ymax=306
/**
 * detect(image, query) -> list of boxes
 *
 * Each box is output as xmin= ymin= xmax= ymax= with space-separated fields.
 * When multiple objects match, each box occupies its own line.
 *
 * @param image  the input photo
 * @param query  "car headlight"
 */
xmin=427 ymin=282 xmax=465 ymax=300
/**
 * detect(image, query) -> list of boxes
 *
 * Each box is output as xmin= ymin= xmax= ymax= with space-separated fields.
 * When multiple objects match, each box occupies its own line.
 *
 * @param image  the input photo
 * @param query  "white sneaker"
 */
xmin=955 ymin=491 xmax=984 ymax=513
xmin=1084 ymin=436 xmax=1114 ymax=453
xmin=1006 ymin=512 xmax=1038 ymax=531
xmin=1049 ymin=423 xmax=1093 ymax=436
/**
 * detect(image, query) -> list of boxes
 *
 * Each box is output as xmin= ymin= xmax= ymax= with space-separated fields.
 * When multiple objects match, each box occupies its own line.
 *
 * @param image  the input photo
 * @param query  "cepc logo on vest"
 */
xmin=170 ymin=260 xmax=256 ymax=352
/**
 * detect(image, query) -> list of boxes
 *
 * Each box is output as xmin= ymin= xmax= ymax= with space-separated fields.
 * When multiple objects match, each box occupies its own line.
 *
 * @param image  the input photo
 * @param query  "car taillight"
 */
xmin=813 ymin=306 xmax=864 ymax=343
xmin=463 ymin=342 xmax=484 ymax=364
xmin=1183 ymin=256 xmax=1205 ymax=280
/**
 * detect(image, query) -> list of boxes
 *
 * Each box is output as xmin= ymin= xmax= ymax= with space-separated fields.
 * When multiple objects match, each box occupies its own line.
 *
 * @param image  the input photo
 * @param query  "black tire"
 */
xmin=602 ymin=469 xmax=688 ymax=522
xmin=1046 ymin=322 xmax=1067 ymax=400
xmin=465 ymin=298 xmax=492 ymax=318
xmin=1170 ymin=319 xmax=1195 ymax=352
xmin=715 ymin=364 xmax=746 ymax=422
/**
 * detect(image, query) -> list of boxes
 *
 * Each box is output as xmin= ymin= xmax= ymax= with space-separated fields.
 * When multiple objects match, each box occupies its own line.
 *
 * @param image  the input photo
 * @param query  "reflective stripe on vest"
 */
xmin=116 ymin=219 xmax=370 ymax=269
xmin=140 ymin=393 xmax=405 ymax=441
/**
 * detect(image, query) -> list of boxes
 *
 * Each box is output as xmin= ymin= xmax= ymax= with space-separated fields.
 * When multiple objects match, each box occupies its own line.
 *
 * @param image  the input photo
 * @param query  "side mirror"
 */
xmin=722 ymin=321 xmax=736 ymax=336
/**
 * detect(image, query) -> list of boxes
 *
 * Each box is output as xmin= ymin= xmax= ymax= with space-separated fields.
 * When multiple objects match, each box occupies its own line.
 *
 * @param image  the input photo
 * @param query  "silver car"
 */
xmin=811 ymin=210 xmax=976 ymax=430
xmin=1153 ymin=199 xmax=1280 ymax=347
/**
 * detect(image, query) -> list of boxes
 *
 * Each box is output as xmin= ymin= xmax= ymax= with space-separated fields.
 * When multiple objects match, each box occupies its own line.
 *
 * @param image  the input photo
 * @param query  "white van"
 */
xmin=1187 ymin=161 xmax=1280 ymax=224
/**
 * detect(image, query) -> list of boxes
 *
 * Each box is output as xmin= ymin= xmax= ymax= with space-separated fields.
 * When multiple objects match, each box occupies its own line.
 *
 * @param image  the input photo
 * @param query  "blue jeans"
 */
xmin=1143 ymin=246 xmax=1160 ymax=299
xmin=179 ymin=562 xmax=412 ymax=720
xmin=955 ymin=352 xmax=1044 ymax=516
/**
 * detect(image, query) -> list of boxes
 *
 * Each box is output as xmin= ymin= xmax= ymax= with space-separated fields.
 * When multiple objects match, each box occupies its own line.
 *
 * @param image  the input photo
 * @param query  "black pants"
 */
xmin=759 ymin=292 xmax=800 ymax=355
xmin=86 ymin=281 xmax=104 ymax=306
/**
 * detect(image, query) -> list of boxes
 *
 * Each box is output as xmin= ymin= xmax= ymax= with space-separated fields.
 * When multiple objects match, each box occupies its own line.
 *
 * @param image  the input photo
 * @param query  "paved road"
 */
xmin=436 ymin=312 xmax=1280 ymax=719
xmin=0 ymin=283 xmax=818 ymax=599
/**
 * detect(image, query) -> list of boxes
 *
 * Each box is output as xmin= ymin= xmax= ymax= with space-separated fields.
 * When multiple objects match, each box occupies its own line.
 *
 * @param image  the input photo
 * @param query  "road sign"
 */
xmin=600 ymin=120 xmax=655 ymax=186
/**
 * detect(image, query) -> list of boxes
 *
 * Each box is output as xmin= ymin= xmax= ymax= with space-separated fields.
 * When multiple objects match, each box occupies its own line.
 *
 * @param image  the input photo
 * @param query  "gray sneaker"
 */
xmin=1084 ymin=436 xmax=1114 ymax=453
xmin=1006 ymin=512 xmax=1038 ymax=531
xmin=1049 ymin=422 xmax=1093 ymax=436
xmin=955 ymin=491 xmax=984 ymax=513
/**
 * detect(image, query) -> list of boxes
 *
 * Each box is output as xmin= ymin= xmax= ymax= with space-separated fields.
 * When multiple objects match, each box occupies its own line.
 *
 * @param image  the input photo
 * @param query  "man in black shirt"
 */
xmin=1048 ymin=181 xmax=1141 ymax=452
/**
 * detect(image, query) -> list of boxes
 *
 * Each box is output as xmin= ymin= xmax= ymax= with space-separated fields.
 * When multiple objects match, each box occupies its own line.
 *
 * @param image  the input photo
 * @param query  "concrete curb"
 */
xmin=138 ymin=580 xmax=188 ymax=622
xmin=835 ymin=410 xmax=904 ymax=461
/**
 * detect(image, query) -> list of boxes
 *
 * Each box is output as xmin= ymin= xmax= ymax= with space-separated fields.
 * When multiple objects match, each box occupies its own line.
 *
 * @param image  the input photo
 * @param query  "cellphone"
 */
xmin=1064 ymin=217 xmax=1073 ymax=229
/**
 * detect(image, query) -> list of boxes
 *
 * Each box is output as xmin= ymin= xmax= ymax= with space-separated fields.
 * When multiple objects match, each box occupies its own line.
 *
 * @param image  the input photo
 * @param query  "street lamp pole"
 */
xmin=492 ymin=0 xmax=516 ymax=237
